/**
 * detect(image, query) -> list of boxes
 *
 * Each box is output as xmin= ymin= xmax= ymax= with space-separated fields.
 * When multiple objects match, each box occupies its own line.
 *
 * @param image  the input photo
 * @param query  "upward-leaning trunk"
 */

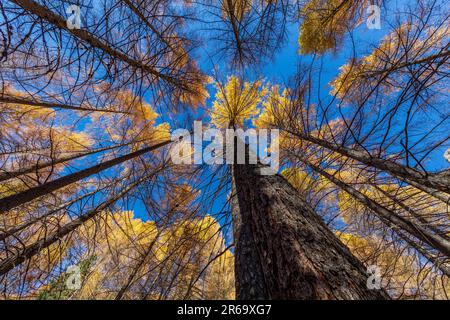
xmin=10 ymin=0 xmax=180 ymax=87
xmin=284 ymin=130 xmax=450 ymax=196
xmin=0 ymin=140 xmax=170 ymax=213
xmin=301 ymin=158 xmax=450 ymax=257
xmin=0 ymin=141 xmax=140 ymax=183
xmin=0 ymin=95 xmax=130 ymax=114
xmin=0 ymin=167 xmax=162 ymax=276
xmin=231 ymin=161 xmax=389 ymax=299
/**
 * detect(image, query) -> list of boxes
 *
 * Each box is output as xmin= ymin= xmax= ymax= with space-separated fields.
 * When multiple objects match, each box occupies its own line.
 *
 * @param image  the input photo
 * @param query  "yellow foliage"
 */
xmin=337 ymin=231 xmax=450 ymax=299
xmin=211 ymin=76 xmax=266 ymax=128
xmin=282 ymin=167 xmax=313 ymax=193
xmin=166 ymin=183 xmax=199 ymax=211
xmin=70 ymin=211 xmax=234 ymax=300
xmin=298 ymin=0 xmax=365 ymax=54
xmin=330 ymin=22 xmax=450 ymax=100
xmin=175 ymin=62 xmax=211 ymax=108
xmin=222 ymin=0 xmax=252 ymax=21
xmin=253 ymin=85 xmax=290 ymax=129
xmin=152 ymin=122 xmax=171 ymax=142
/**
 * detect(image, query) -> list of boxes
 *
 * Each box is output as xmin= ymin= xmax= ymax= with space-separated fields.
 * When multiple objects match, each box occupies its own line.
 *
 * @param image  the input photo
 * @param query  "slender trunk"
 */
xmin=302 ymin=159 xmax=450 ymax=257
xmin=225 ymin=0 xmax=244 ymax=63
xmin=10 ymin=0 xmax=180 ymax=87
xmin=0 ymin=140 xmax=171 ymax=213
xmin=394 ymin=229 xmax=450 ymax=277
xmin=284 ymin=130 xmax=450 ymax=195
xmin=231 ymin=158 xmax=389 ymax=299
xmin=122 ymin=0 xmax=175 ymax=52
xmin=0 ymin=95 xmax=130 ymax=114
xmin=114 ymin=232 xmax=161 ymax=300
xmin=401 ymin=177 xmax=449 ymax=204
xmin=0 ymin=188 xmax=103 ymax=241
xmin=0 ymin=169 xmax=160 ymax=276
xmin=368 ymin=49 xmax=450 ymax=76
xmin=371 ymin=184 xmax=447 ymax=239
xmin=0 ymin=142 xmax=139 ymax=183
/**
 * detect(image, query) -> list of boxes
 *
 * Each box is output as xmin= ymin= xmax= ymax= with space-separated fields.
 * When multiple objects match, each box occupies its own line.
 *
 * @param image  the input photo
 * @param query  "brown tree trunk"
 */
xmin=231 ymin=161 xmax=389 ymax=299
xmin=0 ymin=188 xmax=103 ymax=241
xmin=0 ymin=141 xmax=140 ymax=183
xmin=0 ymin=95 xmax=130 ymax=114
xmin=302 ymin=159 xmax=450 ymax=257
xmin=0 ymin=168 xmax=162 ymax=276
xmin=0 ymin=140 xmax=170 ymax=213
xmin=284 ymin=130 xmax=450 ymax=195
xmin=394 ymin=228 xmax=450 ymax=277
xmin=401 ymin=177 xmax=449 ymax=204
xmin=122 ymin=0 xmax=175 ymax=52
xmin=10 ymin=0 xmax=180 ymax=87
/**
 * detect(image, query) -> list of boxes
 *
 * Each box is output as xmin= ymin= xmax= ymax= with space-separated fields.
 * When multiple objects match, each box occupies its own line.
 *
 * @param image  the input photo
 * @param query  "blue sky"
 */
xmin=70 ymin=0 xmax=449 ymax=242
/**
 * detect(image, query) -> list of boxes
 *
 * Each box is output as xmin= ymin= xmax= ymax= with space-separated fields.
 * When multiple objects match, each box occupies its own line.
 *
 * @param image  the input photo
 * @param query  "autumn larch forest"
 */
xmin=0 ymin=0 xmax=448 ymax=301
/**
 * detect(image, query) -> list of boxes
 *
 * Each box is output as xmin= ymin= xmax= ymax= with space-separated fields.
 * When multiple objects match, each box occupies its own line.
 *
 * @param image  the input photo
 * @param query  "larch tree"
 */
xmin=210 ymin=76 xmax=389 ymax=299
xmin=0 ymin=0 xmax=448 ymax=301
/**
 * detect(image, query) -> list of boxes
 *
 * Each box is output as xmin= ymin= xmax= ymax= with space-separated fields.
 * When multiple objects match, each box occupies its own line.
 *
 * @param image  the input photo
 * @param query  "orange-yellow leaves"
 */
xmin=176 ymin=66 xmax=211 ymax=108
xmin=211 ymin=76 xmax=266 ymax=128
xmin=90 ymin=88 xmax=171 ymax=145
xmin=166 ymin=183 xmax=199 ymax=211
xmin=330 ymin=22 xmax=450 ymax=100
xmin=282 ymin=167 xmax=313 ymax=193
xmin=253 ymin=85 xmax=290 ymax=129
xmin=337 ymin=231 xmax=450 ymax=298
xmin=298 ymin=0 xmax=365 ymax=55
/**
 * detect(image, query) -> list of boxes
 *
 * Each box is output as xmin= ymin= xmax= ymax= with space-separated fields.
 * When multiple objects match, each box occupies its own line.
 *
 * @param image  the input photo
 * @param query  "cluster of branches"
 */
xmin=0 ymin=0 xmax=448 ymax=299
xmin=0 ymin=0 xmax=235 ymax=299
xmin=253 ymin=0 xmax=450 ymax=298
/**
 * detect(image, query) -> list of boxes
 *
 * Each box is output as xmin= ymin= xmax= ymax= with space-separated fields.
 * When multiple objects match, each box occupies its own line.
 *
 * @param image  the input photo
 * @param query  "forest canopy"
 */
xmin=0 ymin=0 xmax=449 ymax=300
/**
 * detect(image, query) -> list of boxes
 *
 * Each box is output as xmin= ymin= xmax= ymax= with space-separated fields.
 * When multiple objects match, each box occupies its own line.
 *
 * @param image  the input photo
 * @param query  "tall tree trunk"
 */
xmin=401 ymin=177 xmax=449 ymax=204
xmin=0 ymin=187 xmax=104 ymax=241
xmin=231 ymin=161 xmax=389 ymax=299
xmin=0 ymin=141 xmax=141 ymax=183
xmin=10 ymin=0 xmax=181 ymax=87
xmin=0 ymin=140 xmax=170 ymax=213
xmin=284 ymin=130 xmax=450 ymax=195
xmin=0 ymin=168 xmax=162 ymax=276
xmin=0 ymin=95 xmax=130 ymax=114
xmin=394 ymin=228 xmax=450 ymax=277
xmin=370 ymin=183 xmax=447 ymax=239
xmin=225 ymin=0 xmax=244 ymax=63
xmin=122 ymin=0 xmax=176 ymax=52
xmin=302 ymin=159 xmax=450 ymax=257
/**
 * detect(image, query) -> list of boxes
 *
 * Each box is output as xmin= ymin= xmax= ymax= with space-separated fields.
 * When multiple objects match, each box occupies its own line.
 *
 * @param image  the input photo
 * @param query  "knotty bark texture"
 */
xmin=231 ymin=161 xmax=390 ymax=299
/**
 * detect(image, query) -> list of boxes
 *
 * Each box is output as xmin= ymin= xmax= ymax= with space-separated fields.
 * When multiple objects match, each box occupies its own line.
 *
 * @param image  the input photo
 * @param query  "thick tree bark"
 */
xmin=231 ymin=162 xmax=389 ymax=299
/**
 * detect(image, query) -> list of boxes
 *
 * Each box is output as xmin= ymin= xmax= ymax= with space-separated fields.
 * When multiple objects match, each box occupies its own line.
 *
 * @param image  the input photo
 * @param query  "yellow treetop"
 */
xmin=211 ymin=76 xmax=266 ymax=128
xmin=330 ymin=22 xmax=449 ymax=100
xmin=298 ymin=0 xmax=366 ymax=54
